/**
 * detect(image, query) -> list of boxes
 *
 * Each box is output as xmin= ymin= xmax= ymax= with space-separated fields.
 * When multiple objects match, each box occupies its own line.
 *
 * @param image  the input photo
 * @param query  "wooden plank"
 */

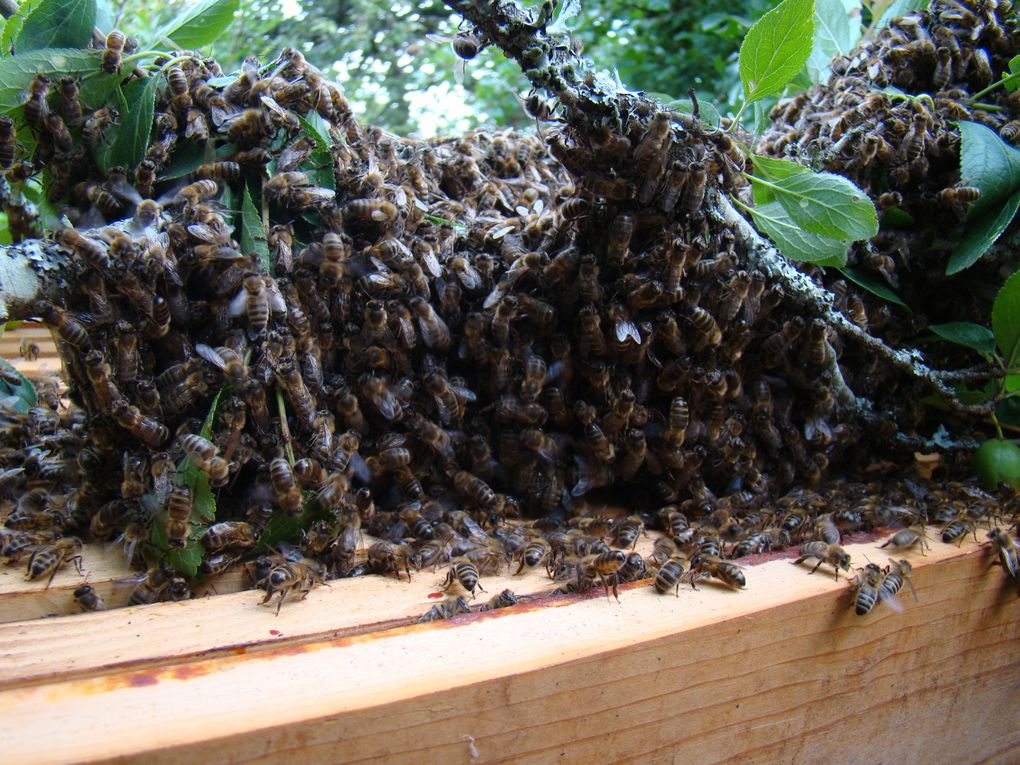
xmin=0 ymin=536 xmax=656 ymax=688
xmin=0 ymin=543 xmax=247 ymax=624
xmin=1 ymin=533 xmax=1016 ymax=764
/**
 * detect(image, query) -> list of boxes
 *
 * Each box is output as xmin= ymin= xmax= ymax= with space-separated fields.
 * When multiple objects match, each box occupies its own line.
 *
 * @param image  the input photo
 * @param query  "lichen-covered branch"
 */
xmin=0 ymin=240 xmax=72 ymax=322
xmin=712 ymin=191 xmax=994 ymax=417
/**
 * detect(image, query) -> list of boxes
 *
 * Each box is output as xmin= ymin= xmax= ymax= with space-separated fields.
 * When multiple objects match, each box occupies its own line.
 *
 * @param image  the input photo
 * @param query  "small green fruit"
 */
xmin=972 ymin=438 xmax=1020 ymax=491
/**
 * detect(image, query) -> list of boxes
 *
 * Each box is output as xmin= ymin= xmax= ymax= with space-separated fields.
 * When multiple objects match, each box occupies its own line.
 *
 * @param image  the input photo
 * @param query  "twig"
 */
xmin=711 ymin=190 xmax=994 ymax=417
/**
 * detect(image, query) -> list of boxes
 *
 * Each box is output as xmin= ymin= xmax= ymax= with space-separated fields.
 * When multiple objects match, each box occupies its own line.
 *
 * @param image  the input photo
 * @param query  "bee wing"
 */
xmin=187 ymin=222 xmax=223 ymax=243
xmin=228 ymin=288 xmax=249 ymax=318
xmin=196 ymin=343 xmax=227 ymax=371
xmin=451 ymin=384 xmax=477 ymax=403
xmin=614 ymin=317 xmax=641 ymax=345
xmin=259 ymin=94 xmax=288 ymax=118
xmin=486 ymin=223 xmax=515 ymax=240
xmin=482 ymin=283 xmax=506 ymax=311
xmin=417 ymin=245 xmax=442 ymax=278
xmin=265 ymin=278 xmax=287 ymax=314
xmin=425 ymin=32 xmax=455 ymax=45
xmin=877 ymin=589 xmax=905 ymax=614
xmin=105 ymin=176 xmax=143 ymax=206
xmin=209 ymin=102 xmax=238 ymax=128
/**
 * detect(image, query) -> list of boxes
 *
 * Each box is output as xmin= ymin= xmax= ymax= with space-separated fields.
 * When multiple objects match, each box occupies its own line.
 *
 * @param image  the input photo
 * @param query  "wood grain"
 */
xmin=1 ymin=533 xmax=1016 ymax=765
xmin=1 ymin=324 xmax=60 ymax=378
xmin=0 ymin=543 xmax=247 ymax=624
xmin=0 ymin=535 xmax=655 ymax=687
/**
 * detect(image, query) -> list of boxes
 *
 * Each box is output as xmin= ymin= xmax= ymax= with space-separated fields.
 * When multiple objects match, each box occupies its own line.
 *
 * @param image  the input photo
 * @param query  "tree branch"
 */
xmin=710 ymin=191 xmax=994 ymax=417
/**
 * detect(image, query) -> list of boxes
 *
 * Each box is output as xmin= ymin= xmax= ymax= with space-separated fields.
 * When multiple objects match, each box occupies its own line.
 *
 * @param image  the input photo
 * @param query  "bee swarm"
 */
xmin=760 ymin=0 xmax=1020 ymax=342
xmin=0 ymin=0 xmax=1015 ymax=610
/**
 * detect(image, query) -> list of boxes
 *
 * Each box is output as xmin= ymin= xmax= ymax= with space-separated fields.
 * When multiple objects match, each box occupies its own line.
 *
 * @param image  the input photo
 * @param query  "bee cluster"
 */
xmin=0 ymin=22 xmax=1006 ymax=610
xmin=760 ymin=0 xmax=1020 ymax=330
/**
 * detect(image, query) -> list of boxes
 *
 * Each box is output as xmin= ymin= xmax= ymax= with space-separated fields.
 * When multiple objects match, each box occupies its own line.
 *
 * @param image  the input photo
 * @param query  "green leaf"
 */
xmin=993 ymin=269 xmax=1020 ymax=369
xmin=946 ymin=187 xmax=1020 ymax=275
xmin=16 ymin=0 xmax=96 ymax=52
xmin=94 ymin=0 xmax=113 ymax=33
xmin=102 ymin=75 xmax=157 ymax=172
xmin=839 ymin=266 xmax=910 ymax=310
xmin=297 ymin=111 xmax=332 ymax=151
xmin=875 ymin=0 xmax=930 ymax=31
xmin=77 ymin=71 xmax=127 ymax=109
xmin=1006 ymin=55 xmax=1020 ymax=92
xmin=0 ymin=357 xmax=36 ymax=412
xmin=240 ymin=182 xmax=270 ymax=269
xmin=738 ymin=0 xmax=815 ymax=104
xmin=660 ymin=96 xmax=722 ymax=129
xmin=0 ymin=0 xmax=43 ymax=55
xmin=927 ymin=322 xmax=997 ymax=356
xmin=149 ymin=521 xmax=205 ymax=579
xmin=158 ymin=140 xmax=208 ymax=181
xmin=0 ymin=49 xmax=100 ymax=112
xmin=807 ymin=0 xmax=853 ymax=83
xmin=958 ymin=120 xmax=1020 ymax=220
xmin=751 ymin=154 xmax=878 ymax=240
xmin=750 ymin=199 xmax=850 ymax=265
xmin=148 ymin=0 xmax=239 ymax=50
xmin=257 ymin=504 xmax=320 ymax=550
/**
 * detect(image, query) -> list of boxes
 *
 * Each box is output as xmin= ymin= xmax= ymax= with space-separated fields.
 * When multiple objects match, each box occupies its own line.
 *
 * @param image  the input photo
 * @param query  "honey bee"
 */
xmin=689 ymin=555 xmax=746 ymax=590
xmin=269 ymin=457 xmax=304 ymax=516
xmin=986 ymin=529 xmax=1019 ymax=581
xmin=102 ymin=30 xmax=126 ymax=73
xmin=941 ymin=515 xmax=977 ymax=545
xmin=43 ymin=113 xmax=73 ymax=153
xmin=452 ymin=469 xmax=497 ymax=508
xmin=24 ymin=75 xmax=49 ymax=128
xmin=111 ymin=398 xmax=168 ymax=448
xmin=202 ymin=521 xmax=257 ymax=553
xmin=81 ymin=107 xmax=119 ymax=147
xmin=878 ymin=527 xmax=929 ymax=555
xmin=261 ymin=557 xmax=328 ymax=614
xmin=26 ymin=536 xmax=83 ymax=587
xmin=478 ymin=589 xmax=518 ymax=611
xmin=681 ymin=161 xmax=707 ymax=215
xmin=120 ymin=452 xmax=147 ymax=499
xmin=224 ymin=108 xmax=271 ymax=146
xmin=606 ymin=212 xmax=635 ymax=268
xmin=178 ymin=433 xmax=229 ymax=487
xmin=611 ymin=515 xmax=644 ymax=550
xmin=19 ymin=338 xmax=39 ymax=362
xmin=851 ymin=562 xmax=884 ymax=616
xmin=443 ymin=558 xmax=486 ymax=599
xmin=128 ymin=562 xmax=175 ymax=605
xmin=0 ymin=116 xmax=15 ymax=168
xmin=319 ymin=232 xmax=349 ymax=286
xmin=165 ymin=484 xmax=193 ymax=549
xmin=689 ymin=306 xmax=722 ymax=349
xmin=654 ymin=554 xmax=689 ymax=596
xmin=368 ymin=540 xmax=417 ymax=580
xmin=419 ymin=596 xmax=471 ymax=622
xmin=410 ymin=296 xmax=451 ymax=350
xmin=196 ymin=344 xmax=250 ymax=388
xmin=579 ymin=549 xmax=627 ymax=601
xmin=74 ymin=583 xmax=106 ymax=612
xmin=35 ymin=299 xmax=90 ymax=349
xmin=879 ymin=559 xmax=915 ymax=607
xmin=793 ymin=541 xmax=851 ymax=580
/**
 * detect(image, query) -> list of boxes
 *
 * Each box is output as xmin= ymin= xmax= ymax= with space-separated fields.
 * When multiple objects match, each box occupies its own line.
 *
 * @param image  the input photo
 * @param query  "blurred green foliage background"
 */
xmin=109 ymin=0 xmax=781 ymax=135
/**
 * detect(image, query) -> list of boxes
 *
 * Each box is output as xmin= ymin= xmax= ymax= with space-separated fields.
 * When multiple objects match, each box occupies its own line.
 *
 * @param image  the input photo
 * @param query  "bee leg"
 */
xmin=276 ymin=589 xmax=289 ymax=616
xmin=809 ymin=560 xmax=823 ymax=575
xmin=71 ymin=554 xmax=84 ymax=576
